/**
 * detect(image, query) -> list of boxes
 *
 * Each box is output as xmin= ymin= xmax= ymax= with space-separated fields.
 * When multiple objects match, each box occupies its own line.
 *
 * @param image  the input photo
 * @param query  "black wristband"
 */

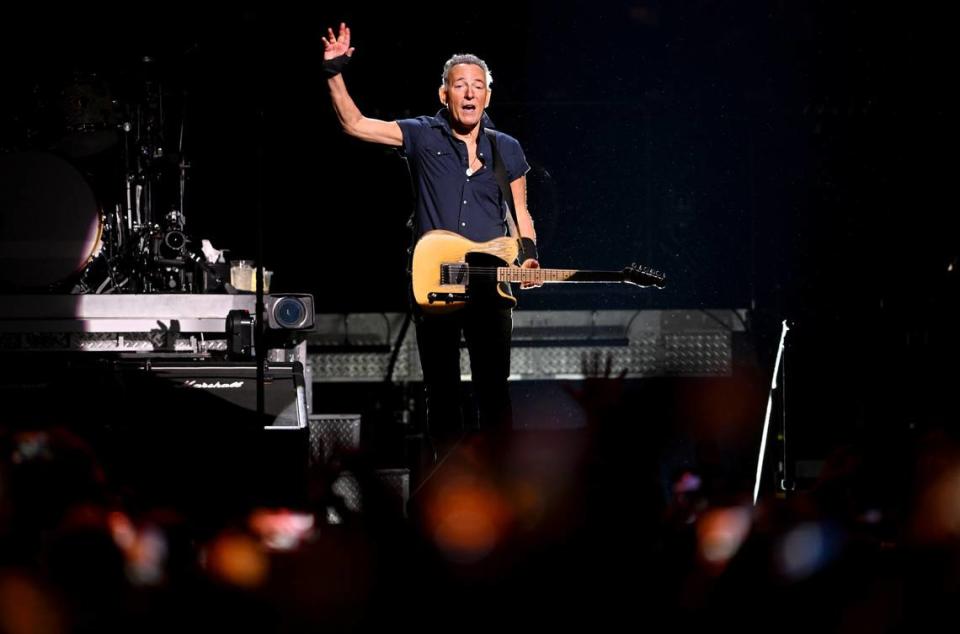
xmin=323 ymin=54 xmax=351 ymax=78
xmin=519 ymin=237 xmax=539 ymax=263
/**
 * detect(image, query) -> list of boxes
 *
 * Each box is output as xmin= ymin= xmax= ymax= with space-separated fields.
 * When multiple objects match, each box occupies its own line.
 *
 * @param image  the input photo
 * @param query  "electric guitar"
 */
xmin=412 ymin=230 xmax=666 ymax=314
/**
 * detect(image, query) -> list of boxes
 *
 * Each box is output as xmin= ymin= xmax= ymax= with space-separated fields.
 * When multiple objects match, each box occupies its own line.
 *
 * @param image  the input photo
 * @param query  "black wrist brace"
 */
xmin=519 ymin=237 xmax=539 ymax=263
xmin=323 ymin=54 xmax=351 ymax=78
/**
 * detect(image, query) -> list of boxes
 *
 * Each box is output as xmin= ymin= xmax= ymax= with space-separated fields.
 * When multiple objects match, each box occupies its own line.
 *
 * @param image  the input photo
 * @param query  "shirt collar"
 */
xmin=432 ymin=108 xmax=496 ymax=134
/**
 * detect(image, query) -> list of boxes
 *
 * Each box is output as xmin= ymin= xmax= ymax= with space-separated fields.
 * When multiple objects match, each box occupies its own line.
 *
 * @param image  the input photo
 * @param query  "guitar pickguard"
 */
xmin=464 ymin=250 xmax=515 ymax=309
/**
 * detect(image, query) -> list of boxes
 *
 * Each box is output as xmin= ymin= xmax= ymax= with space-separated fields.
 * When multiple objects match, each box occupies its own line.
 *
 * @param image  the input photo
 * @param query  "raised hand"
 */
xmin=322 ymin=22 xmax=355 ymax=60
xmin=562 ymin=351 xmax=627 ymax=423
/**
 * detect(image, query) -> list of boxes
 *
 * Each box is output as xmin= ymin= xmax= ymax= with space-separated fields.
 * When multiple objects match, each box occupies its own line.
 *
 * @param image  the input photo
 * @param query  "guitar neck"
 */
xmin=496 ymin=267 xmax=625 ymax=284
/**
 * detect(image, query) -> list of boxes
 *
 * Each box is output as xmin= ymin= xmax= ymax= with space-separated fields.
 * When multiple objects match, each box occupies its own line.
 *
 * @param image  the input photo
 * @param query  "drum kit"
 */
xmin=0 ymin=62 xmax=218 ymax=294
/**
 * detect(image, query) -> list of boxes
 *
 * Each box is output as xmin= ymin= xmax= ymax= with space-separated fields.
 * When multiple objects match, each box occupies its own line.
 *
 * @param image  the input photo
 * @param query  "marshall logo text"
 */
xmin=182 ymin=380 xmax=245 ymax=389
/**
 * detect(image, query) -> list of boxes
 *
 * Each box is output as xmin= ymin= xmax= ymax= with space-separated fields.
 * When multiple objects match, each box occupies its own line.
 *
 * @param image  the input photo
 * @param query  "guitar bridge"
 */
xmin=440 ymin=263 xmax=469 ymax=285
xmin=427 ymin=291 xmax=470 ymax=304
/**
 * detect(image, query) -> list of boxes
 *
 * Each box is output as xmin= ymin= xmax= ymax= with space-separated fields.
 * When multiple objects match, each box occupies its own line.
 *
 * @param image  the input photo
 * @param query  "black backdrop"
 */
xmin=2 ymin=1 xmax=956 ymax=436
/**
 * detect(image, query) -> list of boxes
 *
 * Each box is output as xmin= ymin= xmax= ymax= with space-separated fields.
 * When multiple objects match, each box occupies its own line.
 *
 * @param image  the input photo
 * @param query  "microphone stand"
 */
xmin=255 ymin=105 xmax=266 ymax=422
xmin=753 ymin=319 xmax=790 ymax=505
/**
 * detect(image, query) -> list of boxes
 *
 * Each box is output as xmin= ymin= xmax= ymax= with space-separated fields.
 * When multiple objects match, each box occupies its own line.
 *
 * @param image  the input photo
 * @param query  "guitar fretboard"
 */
xmin=496 ymin=268 xmax=575 ymax=283
xmin=496 ymin=268 xmax=625 ymax=283
xmin=441 ymin=262 xmax=662 ymax=287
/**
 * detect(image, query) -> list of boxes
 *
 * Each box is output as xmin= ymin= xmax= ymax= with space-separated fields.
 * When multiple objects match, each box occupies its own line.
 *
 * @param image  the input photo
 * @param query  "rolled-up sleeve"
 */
xmin=500 ymin=135 xmax=531 ymax=182
xmin=397 ymin=116 xmax=431 ymax=158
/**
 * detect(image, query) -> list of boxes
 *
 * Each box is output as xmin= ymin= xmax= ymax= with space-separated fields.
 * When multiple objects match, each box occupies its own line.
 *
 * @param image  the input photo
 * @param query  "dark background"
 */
xmin=2 ymin=1 xmax=956 ymax=448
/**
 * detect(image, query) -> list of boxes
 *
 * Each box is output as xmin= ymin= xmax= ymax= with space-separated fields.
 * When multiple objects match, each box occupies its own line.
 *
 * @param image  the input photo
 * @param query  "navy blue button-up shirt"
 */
xmin=398 ymin=109 xmax=530 ymax=242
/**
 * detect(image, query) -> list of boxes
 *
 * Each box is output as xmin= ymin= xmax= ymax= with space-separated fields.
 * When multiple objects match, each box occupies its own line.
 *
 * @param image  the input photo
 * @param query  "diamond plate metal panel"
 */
xmin=308 ymin=414 xmax=361 ymax=466
xmin=662 ymin=332 xmax=732 ymax=376
xmin=308 ymin=332 xmax=423 ymax=382
xmin=508 ymin=339 xmax=660 ymax=379
xmin=308 ymin=310 xmax=743 ymax=381
xmin=0 ymin=332 xmax=227 ymax=353
xmin=327 ymin=468 xmax=410 ymax=523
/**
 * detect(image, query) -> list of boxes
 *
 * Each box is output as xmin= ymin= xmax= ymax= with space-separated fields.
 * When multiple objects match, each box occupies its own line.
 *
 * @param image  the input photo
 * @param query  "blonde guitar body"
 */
xmin=412 ymin=230 xmax=518 ymax=314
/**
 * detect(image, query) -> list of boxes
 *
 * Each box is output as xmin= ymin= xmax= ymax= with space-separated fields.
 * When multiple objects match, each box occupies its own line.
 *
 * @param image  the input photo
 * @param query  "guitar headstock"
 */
xmin=622 ymin=263 xmax=666 ymax=289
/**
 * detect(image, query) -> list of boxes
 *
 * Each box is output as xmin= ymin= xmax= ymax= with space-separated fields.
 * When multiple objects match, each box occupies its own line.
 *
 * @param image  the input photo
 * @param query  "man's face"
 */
xmin=440 ymin=63 xmax=490 ymax=131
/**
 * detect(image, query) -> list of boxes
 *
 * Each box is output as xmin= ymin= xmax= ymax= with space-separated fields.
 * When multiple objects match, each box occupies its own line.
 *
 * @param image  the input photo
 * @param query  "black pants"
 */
xmin=414 ymin=303 xmax=513 ymax=458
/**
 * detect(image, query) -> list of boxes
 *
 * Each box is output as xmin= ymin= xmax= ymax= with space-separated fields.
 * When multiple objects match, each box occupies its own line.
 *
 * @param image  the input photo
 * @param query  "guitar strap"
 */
xmin=484 ymin=129 xmax=522 ymax=243
xmin=395 ymin=149 xmax=418 ymax=274
xmin=395 ymin=148 xmax=424 ymax=318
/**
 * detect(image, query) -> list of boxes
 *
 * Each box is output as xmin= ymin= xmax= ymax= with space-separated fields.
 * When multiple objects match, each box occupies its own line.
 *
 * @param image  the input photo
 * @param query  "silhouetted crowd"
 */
xmin=2 ymin=375 xmax=959 ymax=633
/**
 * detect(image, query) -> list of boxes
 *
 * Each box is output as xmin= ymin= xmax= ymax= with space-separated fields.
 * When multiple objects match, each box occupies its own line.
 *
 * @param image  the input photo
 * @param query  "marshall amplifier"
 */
xmin=0 ymin=357 xmax=312 ymax=514
xmin=119 ymin=360 xmax=309 ymax=430
xmin=105 ymin=360 xmax=310 ymax=513
xmin=0 ymin=356 xmax=307 ymax=430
